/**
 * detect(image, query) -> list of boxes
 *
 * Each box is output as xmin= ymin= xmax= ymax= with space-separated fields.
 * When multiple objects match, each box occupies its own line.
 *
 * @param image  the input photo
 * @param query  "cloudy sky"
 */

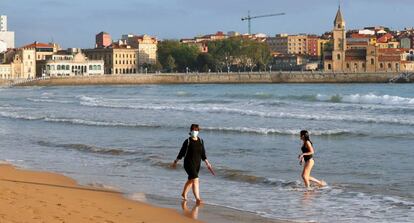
xmin=1 ymin=0 xmax=413 ymax=48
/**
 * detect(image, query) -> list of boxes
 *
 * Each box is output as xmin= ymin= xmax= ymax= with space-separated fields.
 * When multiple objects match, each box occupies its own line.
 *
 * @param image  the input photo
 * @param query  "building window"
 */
xmin=380 ymin=63 xmax=383 ymax=69
xmin=346 ymin=63 xmax=350 ymax=69
xmin=371 ymin=58 xmax=374 ymax=65
xmin=388 ymin=63 xmax=392 ymax=69
xmin=66 ymin=65 xmax=70 ymax=70
xmin=337 ymin=54 xmax=341 ymax=60
xmin=328 ymin=64 xmax=332 ymax=70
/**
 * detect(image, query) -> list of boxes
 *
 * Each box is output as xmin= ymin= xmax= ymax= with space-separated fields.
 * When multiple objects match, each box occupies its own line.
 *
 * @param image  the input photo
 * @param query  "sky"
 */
xmin=1 ymin=0 xmax=413 ymax=48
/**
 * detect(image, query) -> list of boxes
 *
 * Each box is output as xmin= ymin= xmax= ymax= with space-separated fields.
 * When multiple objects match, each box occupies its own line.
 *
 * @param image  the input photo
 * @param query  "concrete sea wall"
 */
xmin=11 ymin=72 xmax=408 ymax=86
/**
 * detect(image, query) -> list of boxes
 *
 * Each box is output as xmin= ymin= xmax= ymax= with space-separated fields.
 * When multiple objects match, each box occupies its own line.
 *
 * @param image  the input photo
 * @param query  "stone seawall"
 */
xmin=0 ymin=79 xmax=11 ymax=86
xmin=13 ymin=72 xmax=404 ymax=86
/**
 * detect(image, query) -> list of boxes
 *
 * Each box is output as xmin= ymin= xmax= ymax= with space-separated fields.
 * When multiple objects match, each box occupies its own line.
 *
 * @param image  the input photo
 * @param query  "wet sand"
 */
xmin=0 ymin=164 xmax=199 ymax=223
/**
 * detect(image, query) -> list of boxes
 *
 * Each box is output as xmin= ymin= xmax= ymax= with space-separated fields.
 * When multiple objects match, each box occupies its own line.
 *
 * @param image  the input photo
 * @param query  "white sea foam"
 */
xmin=129 ymin=193 xmax=148 ymax=202
xmin=316 ymin=93 xmax=414 ymax=105
xmin=203 ymin=126 xmax=355 ymax=136
xmin=27 ymin=98 xmax=74 ymax=104
xmin=77 ymin=97 xmax=414 ymax=126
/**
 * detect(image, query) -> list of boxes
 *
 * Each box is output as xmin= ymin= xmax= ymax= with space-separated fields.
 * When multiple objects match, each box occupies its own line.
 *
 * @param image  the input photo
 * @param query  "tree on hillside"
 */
xmin=157 ymin=40 xmax=181 ymax=68
xmin=165 ymin=55 xmax=176 ymax=72
xmin=196 ymin=53 xmax=217 ymax=72
xmin=171 ymin=44 xmax=199 ymax=72
xmin=207 ymin=38 xmax=271 ymax=72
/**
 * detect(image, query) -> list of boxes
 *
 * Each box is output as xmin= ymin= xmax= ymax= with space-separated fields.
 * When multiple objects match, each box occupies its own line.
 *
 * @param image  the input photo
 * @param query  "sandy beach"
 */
xmin=0 ymin=164 xmax=199 ymax=223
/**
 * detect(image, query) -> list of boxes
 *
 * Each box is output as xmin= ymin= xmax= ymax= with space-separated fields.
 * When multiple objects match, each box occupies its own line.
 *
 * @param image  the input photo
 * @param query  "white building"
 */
xmin=358 ymin=29 xmax=375 ymax=36
xmin=42 ymin=52 xmax=104 ymax=77
xmin=0 ymin=15 xmax=14 ymax=49
xmin=0 ymin=15 xmax=7 ymax=31
xmin=0 ymin=40 xmax=7 ymax=53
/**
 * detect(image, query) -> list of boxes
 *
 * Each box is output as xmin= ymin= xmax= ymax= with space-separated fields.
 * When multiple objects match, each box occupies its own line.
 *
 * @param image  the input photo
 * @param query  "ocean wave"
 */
xmin=158 ymin=159 xmax=302 ymax=188
xmin=37 ymin=140 xmax=138 ymax=156
xmin=0 ymin=111 xmax=43 ymax=121
xmin=0 ymin=111 xmax=161 ymax=128
xmin=316 ymin=93 xmax=414 ymax=106
xmin=147 ymin=155 xmax=300 ymax=188
xmin=27 ymin=98 xmax=75 ymax=104
xmin=217 ymin=168 xmax=301 ymax=187
xmin=203 ymin=127 xmax=359 ymax=136
xmin=176 ymin=91 xmax=193 ymax=97
xmin=223 ymin=92 xmax=274 ymax=99
xmin=77 ymin=97 xmax=414 ymax=126
xmin=43 ymin=117 xmax=161 ymax=129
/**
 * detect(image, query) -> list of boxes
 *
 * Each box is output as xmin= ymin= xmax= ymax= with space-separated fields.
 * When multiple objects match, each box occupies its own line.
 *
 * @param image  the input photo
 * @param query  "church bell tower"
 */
xmin=332 ymin=6 xmax=346 ymax=71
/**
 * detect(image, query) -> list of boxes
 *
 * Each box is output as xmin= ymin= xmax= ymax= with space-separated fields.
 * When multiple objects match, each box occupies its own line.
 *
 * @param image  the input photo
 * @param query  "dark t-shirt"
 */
xmin=176 ymin=137 xmax=207 ymax=179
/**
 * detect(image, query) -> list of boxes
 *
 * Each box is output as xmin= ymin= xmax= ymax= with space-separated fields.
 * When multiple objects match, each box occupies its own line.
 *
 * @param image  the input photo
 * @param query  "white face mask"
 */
xmin=190 ymin=131 xmax=199 ymax=138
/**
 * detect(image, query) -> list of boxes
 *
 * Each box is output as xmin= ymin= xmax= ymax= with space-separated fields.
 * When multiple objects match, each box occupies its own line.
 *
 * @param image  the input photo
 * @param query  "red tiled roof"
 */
xmin=22 ymin=42 xmax=53 ymax=49
xmin=377 ymin=33 xmax=393 ymax=43
xmin=350 ymin=33 xmax=371 ymax=38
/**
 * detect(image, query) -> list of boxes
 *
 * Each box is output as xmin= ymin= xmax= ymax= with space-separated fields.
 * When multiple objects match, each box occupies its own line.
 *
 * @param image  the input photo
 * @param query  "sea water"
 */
xmin=0 ymin=84 xmax=413 ymax=222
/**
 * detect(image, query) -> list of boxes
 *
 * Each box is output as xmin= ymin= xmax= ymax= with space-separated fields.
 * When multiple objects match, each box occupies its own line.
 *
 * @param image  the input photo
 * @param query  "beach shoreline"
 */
xmin=0 ymin=164 xmax=200 ymax=223
xmin=0 ymin=164 xmax=291 ymax=223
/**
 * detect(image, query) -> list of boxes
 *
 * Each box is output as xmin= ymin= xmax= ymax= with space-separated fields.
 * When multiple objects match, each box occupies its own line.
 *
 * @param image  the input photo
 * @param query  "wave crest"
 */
xmin=37 ymin=140 xmax=138 ymax=156
xmin=316 ymin=93 xmax=414 ymax=105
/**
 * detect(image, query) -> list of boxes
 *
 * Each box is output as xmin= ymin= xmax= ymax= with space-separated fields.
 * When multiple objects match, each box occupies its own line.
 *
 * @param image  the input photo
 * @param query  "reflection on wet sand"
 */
xmin=181 ymin=200 xmax=203 ymax=220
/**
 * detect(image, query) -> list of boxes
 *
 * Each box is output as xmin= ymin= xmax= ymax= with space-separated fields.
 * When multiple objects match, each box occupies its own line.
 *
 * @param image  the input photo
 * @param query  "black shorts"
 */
xmin=184 ymin=165 xmax=200 ymax=180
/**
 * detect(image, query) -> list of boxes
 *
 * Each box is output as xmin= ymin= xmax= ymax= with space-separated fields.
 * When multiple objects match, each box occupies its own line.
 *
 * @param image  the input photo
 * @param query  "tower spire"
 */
xmin=334 ymin=4 xmax=344 ymax=26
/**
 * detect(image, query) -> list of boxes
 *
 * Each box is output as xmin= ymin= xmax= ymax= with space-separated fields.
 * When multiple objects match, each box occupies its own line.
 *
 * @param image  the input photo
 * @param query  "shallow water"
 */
xmin=0 ymin=84 xmax=413 ymax=222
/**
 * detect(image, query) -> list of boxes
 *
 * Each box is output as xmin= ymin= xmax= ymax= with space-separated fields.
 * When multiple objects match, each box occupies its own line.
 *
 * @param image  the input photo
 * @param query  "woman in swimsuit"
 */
xmin=299 ymin=130 xmax=326 ymax=189
xmin=172 ymin=124 xmax=212 ymax=204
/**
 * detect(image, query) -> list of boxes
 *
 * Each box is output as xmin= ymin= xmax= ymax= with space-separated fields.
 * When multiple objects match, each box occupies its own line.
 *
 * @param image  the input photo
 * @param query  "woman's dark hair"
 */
xmin=300 ymin=130 xmax=312 ymax=143
xmin=190 ymin=124 xmax=200 ymax=131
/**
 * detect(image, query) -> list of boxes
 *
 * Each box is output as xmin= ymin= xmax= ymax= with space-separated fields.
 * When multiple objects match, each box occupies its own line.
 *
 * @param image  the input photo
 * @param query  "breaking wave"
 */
xmin=27 ymin=98 xmax=75 ymax=104
xmin=37 ymin=140 xmax=138 ymax=156
xmin=202 ymin=127 xmax=360 ymax=136
xmin=0 ymin=111 xmax=161 ymax=128
xmin=76 ymin=96 xmax=414 ymax=126
xmin=316 ymin=93 xmax=414 ymax=106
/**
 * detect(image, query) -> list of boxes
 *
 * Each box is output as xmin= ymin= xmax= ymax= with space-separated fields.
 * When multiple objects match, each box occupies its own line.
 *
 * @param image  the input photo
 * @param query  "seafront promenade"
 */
xmin=4 ymin=71 xmax=412 ymax=87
